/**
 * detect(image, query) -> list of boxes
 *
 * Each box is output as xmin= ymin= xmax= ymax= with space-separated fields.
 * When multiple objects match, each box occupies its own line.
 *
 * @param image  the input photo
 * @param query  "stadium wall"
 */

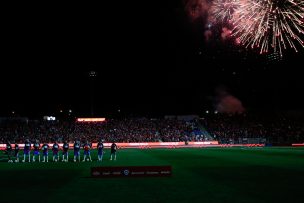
xmin=0 ymin=142 xmax=271 ymax=150
xmin=0 ymin=141 xmax=218 ymax=150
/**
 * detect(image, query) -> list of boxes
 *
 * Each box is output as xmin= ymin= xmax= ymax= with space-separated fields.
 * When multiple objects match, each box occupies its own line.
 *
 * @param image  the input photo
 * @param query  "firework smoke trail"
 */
xmin=184 ymin=0 xmax=211 ymax=21
xmin=230 ymin=0 xmax=304 ymax=56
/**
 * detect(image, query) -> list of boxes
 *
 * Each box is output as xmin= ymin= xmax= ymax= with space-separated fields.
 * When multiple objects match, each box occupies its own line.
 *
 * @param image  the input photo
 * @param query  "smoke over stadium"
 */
xmin=215 ymin=87 xmax=245 ymax=114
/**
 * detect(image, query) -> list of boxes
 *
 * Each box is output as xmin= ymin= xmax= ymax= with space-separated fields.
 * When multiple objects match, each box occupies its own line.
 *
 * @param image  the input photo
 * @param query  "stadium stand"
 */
xmin=1 ymin=113 xmax=303 ymax=144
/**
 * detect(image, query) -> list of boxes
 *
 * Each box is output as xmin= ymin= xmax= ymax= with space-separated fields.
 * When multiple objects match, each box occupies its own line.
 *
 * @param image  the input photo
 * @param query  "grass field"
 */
xmin=1 ymin=147 xmax=304 ymax=203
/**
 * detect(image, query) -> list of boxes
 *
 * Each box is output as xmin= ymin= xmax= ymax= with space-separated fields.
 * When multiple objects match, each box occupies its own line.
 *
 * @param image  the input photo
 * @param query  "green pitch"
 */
xmin=0 ymin=147 xmax=304 ymax=203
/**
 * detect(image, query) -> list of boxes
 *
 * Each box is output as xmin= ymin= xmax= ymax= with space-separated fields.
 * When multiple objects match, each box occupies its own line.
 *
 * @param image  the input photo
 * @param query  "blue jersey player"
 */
xmin=52 ymin=141 xmax=60 ymax=162
xmin=73 ymin=140 xmax=81 ymax=162
xmin=82 ymin=141 xmax=92 ymax=162
xmin=42 ymin=143 xmax=49 ymax=162
xmin=110 ymin=142 xmax=117 ymax=161
xmin=22 ymin=139 xmax=31 ymax=162
xmin=32 ymin=140 xmax=40 ymax=162
xmin=62 ymin=141 xmax=69 ymax=162
xmin=97 ymin=141 xmax=104 ymax=162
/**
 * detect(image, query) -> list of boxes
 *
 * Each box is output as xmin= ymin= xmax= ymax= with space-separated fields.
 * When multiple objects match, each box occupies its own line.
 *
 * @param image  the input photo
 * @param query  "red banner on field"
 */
xmin=292 ymin=143 xmax=304 ymax=147
xmin=91 ymin=166 xmax=172 ymax=178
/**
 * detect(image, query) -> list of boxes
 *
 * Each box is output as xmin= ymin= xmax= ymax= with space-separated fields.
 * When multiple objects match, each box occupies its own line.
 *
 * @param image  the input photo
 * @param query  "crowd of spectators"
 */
xmin=202 ymin=113 xmax=304 ymax=144
xmin=0 ymin=118 xmax=195 ymax=143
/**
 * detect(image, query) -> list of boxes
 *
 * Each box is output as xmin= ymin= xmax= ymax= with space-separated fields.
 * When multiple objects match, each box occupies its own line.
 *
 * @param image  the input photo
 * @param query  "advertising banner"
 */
xmin=91 ymin=166 xmax=172 ymax=178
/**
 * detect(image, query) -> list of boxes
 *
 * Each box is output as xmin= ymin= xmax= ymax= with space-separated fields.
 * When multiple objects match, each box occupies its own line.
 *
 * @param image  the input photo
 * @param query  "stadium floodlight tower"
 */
xmin=89 ymin=70 xmax=97 ymax=117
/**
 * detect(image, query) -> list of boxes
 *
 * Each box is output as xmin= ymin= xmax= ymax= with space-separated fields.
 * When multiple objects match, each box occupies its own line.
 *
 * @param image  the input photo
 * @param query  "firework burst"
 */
xmin=231 ymin=0 xmax=304 ymax=56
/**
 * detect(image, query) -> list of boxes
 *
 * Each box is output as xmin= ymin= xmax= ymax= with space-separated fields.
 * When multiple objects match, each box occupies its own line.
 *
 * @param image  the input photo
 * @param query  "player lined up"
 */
xmin=4 ymin=140 xmax=117 ymax=163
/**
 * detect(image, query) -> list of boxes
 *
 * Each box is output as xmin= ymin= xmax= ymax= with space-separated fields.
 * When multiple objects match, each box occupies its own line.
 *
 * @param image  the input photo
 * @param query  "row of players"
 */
xmin=5 ymin=139 xmax=118 ymax=163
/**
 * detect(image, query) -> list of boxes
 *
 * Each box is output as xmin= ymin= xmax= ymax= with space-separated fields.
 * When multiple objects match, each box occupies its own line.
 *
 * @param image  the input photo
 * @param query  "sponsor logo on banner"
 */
xmin=91 ymin=166 xmax=172 ymax=178
xmin=123 ymin=170 xmax=130 ymax=176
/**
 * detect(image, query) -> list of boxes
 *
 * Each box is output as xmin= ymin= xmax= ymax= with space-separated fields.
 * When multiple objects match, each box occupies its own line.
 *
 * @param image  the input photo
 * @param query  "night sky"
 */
xmin=1 ymin=1 xmax=304 ymax=118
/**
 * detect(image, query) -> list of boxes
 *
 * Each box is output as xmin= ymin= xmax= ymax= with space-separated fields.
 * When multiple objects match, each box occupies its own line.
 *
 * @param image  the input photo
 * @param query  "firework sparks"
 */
xmin=210 ymin=0 xmax=240 ymax=22
xmin=230 ymin=0 xmax=304 ymax=56
xmin=185 ymin=0 xmax=304 ymax=56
